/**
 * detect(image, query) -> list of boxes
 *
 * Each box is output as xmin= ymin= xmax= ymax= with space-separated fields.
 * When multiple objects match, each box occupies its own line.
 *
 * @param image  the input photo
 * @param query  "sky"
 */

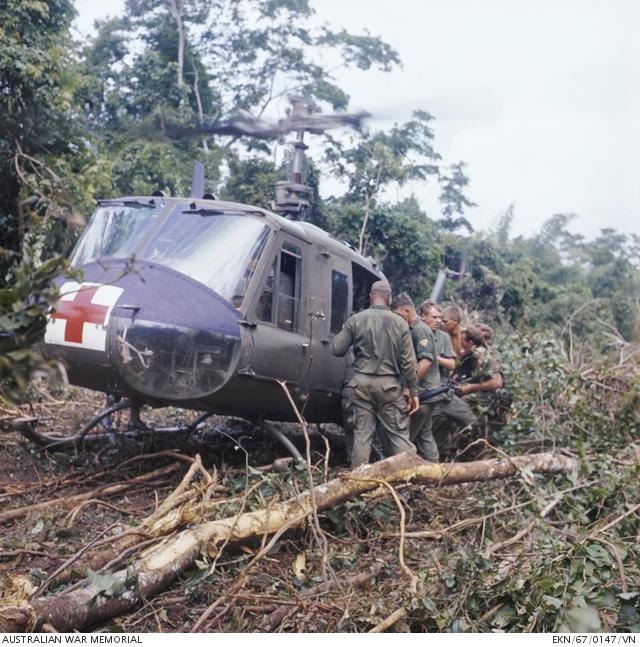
xmin=73 ymin=0 xmax=640 ymax=240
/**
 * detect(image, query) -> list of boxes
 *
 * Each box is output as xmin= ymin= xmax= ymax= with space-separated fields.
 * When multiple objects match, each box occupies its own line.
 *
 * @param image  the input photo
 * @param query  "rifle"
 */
xmin=418 ymin=377 xmax=472 ymax=403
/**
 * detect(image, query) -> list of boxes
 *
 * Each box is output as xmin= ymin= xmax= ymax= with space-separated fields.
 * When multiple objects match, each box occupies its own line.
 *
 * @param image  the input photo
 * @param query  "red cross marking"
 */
xmin=50 ymin=285 xmax=109 ymax=344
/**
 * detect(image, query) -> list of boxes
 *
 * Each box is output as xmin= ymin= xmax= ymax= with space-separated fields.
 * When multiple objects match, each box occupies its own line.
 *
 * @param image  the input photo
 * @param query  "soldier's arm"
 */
xmin=417 ymin=358 xmax=432 ymax=381
xmin=399 ymin=326 xmax=419 ymax=396
xmin=437 ymin=333 xmax=456 ymax=370
xmin=413 ymin=327 xmax=434 ymax=381
xmin=331 ymin=318 xmax=353 ymax=357
xmin=458 ymin=373 xmax=504 ymax=395
xmin=437 ymin=355 xmax=456 ymax=371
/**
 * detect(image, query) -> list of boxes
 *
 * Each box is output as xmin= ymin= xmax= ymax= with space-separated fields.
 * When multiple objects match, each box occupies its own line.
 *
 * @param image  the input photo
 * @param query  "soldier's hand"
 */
xmin=457 ymin=384 xmax=470 ymax=396
xmin=402 ymin=387 xmax=411 ymax=407
xmin=408 ymin=395 xmax=420 ymax=416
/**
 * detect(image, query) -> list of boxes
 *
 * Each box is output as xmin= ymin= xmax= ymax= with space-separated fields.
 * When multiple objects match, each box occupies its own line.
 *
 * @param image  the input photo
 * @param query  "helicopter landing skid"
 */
xmin=261 ymin=422 xmax=303 ymax=462
xmin=12 ymin=405 xmax=304 ymax=462
xmin=13 ymin=402 xmax=215 ymax=452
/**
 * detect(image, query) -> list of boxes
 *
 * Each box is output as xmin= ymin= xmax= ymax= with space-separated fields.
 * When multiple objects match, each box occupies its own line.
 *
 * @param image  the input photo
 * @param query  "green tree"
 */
xmin=0 ymin=0 xmax=112 ymax=273
xmin=324 ymin=110 xmax=440 ymax=255
xmin=438 ymin=161 xmax=476 ymax=232
xmin=79 ymin=0 xmax=401 ymax=199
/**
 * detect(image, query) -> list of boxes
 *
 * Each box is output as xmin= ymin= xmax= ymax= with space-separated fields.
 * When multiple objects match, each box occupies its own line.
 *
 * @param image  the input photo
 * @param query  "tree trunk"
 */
xmin=167 ymin=0 xmax=185 ymax=108
xmin=0 ymin=451 xmax=576 ymax=632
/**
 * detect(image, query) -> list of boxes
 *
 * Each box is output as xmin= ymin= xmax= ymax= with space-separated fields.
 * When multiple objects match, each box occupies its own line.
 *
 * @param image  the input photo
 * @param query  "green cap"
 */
xmin=370 ymin=279 xmax=392 ymax=294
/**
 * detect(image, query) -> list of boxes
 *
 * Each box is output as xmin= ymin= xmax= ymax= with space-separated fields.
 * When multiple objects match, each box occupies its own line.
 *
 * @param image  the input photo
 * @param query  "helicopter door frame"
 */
xmin=242 ymin=231 xmax=310 ymax=390
xmin=301 ymin=252 xmax=351 ymax=400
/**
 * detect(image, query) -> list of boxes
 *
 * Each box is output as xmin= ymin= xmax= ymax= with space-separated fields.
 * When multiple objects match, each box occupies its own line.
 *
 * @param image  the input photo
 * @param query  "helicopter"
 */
xmin=21 ymin=98 xmax=389 ymax=458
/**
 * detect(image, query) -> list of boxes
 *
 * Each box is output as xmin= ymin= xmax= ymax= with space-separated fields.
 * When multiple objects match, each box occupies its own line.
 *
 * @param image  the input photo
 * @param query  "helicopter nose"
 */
xmin=45 ymin=260 xmax=242 ymax=403
xmin=107 ymin=262 xmax=242 ymax=402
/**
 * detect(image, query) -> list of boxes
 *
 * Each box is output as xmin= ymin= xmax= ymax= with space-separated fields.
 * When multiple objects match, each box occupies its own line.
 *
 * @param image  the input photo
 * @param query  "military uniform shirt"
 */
xmin=416 ymin=327 xmax=453 ymax=402
xmin=471 ymin=346 xmax=505 ymax=384
xmin=435 ymin=328 xmax=456 ymax=384
xmin=332 ymin=304 xmax=419 ymax=395
xmin=409 ymin=319 xmax=435 ymax=390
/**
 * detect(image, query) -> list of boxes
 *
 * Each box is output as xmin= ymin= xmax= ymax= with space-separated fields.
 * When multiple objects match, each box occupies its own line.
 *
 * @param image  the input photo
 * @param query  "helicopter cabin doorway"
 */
xmin=245 ymin=233 xmax=308 ymax=396
xmin=293 ymin=256 xmax=381 ymax=420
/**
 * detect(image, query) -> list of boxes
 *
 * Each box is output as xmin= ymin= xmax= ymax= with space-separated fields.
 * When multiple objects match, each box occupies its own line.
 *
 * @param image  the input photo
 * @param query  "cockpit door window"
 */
xmin=277 ymin=242 xmax=302 ymax=331
xmin=352 ymin=262 xmax=379 ymax=313
xmin=255 ymin=240 xmax=303 ymax=332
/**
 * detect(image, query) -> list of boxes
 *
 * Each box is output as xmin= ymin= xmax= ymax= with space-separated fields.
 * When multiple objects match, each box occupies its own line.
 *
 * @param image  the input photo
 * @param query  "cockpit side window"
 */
xmin=256 ymin=255 xmax=277 ymax=323
xmin=277 ymin=242 xmax=302 ymax=331
xmin=255 ymin=240 xmax=302 ymax=330
xmin=330 ymin=270 xmax=349 ymax=333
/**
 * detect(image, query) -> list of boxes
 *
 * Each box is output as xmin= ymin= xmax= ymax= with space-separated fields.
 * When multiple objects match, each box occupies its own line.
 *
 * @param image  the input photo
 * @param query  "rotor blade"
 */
xmin=430 ymin=269 xmax=447 ymax=304
xmin=189 ymin=161 xmax=205 ymax=199
xmin=164 ymin=111 xmax=371 ymax=141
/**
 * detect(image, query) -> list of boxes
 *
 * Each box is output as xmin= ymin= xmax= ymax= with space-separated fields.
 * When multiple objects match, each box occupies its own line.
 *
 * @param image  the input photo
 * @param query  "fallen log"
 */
xmin=0 ymin=451 xmax=576 ymax=632
xmin=47 ymin=455 xmax=225 ymax=588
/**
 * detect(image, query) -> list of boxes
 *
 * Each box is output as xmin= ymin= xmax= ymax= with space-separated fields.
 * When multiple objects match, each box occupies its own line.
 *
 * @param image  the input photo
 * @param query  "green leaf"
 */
xmin=86 ymin=569 xmax=125 ymax=598
xmin=619 ymin=605 xmax=640 ymax=626
xmin=560 ymin=603 xmax=602 ymax=632
xmin=543 ymin=595 xmax=563 ymax=610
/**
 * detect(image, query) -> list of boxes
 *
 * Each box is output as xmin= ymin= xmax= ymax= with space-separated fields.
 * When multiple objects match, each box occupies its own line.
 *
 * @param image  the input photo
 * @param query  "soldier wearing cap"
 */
xmin=332 ymin=280 xmax=419 ymax=468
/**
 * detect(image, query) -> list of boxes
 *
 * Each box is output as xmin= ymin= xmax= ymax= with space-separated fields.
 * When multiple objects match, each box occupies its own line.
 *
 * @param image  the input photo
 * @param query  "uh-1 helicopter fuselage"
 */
xmin=42 ymin=195 xmax=383 ymax=428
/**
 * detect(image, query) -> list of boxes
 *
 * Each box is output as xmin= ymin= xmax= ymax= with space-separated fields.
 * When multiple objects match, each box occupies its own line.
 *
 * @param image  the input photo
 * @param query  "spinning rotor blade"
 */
xmin=164 ymin=110 xmax=371 ymax=141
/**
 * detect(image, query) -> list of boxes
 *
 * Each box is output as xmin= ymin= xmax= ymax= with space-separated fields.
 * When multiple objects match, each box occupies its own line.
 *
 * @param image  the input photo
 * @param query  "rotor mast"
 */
xmin=273 ymin=98 xmax=316 ymax=219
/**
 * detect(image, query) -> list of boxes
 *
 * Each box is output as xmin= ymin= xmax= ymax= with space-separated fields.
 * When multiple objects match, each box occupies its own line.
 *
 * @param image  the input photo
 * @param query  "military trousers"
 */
xmin=341 ymin=386 xmax=355 ymax=463
xmin=432 ymin=394 xmax=477 ymax=456
xmin=409 ymin=401 xmax=440 ymax=462
xmin=346 ymin=373 xmax=415 ymax=468
xmin=435 ymin=394 xmax=477 ymax=427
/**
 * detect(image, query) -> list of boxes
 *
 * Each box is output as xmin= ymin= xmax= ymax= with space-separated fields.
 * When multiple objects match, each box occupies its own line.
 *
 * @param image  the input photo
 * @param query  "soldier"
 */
xmin=419 ymin=301 xmax=458 ymax=384
xmin=332 ymin=280 xmax=419 ymax=468
xmin=420 ymin=301 xmax=477 ymax=458
xmin=441 ymin=305 xmax=463 ymax=358
xmin=456 ymin=324 xmax=511 ymax=438
xmin=455 ymin=325 xmax=503 ymax=390
xmin=455 ymin=326 xmax=486 ymax=381
xmin=390 ymin=293 xmax=438 ymax=461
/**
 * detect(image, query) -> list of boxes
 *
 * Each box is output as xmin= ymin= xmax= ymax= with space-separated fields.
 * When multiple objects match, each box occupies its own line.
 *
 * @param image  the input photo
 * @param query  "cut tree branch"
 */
xmin=0 ymin=451 xmax=577 ymax=632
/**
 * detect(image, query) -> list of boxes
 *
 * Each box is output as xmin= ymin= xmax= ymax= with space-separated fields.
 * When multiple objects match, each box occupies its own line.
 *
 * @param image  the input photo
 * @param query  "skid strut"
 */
xmin=12 ymin=401 xmax=215 ymax=451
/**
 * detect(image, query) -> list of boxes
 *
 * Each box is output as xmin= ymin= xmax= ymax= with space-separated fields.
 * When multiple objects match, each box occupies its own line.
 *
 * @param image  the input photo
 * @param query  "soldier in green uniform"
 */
xmin=420 ymin=301 xmax=478 ymax=458
xmin=332 ymin=280 xmax=420 ymax=468
xmin=390 ymin=293 xmax=439 ymax=461
xmin=455 ymin=325 xmax=510 ymax=437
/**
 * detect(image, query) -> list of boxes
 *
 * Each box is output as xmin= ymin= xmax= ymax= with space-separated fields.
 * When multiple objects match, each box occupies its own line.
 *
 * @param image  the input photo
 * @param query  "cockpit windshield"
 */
xmin=71 ymin=203 xmax=161 ymax=267
xmin=139 ymin=209 xmax=271 ymax=305
xmin=71 ymin=201 xmax=271 ymax=306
